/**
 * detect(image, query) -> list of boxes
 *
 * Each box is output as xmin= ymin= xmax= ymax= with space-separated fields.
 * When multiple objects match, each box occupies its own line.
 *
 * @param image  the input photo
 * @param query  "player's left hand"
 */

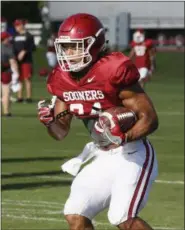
xmin=98 ymin=114 xmax=127 ymax=144
xmin=91 ymin=115 xmax=127 ymax=149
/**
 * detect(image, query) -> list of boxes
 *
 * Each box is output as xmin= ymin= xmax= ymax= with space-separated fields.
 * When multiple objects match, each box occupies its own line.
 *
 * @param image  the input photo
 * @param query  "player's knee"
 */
xmin=65 ymin=214 xmax=81 ymax=229
xmin=108 ymin=209 xmax=138 ymax=227
xmin=108 ymin=209 xmax=127 ymax=226
xmin=65 ymin=214 xmax=92 ymax=230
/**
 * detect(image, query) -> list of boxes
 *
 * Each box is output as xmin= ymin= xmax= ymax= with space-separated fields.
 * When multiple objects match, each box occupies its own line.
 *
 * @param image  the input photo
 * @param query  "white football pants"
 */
xmin=64 ymin=139 xmax=158 ymax=226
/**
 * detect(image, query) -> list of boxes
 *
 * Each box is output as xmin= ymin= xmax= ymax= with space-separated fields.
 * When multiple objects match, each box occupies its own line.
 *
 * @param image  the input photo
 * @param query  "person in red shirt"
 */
xmin=37 ymin=14 xmax=158 ymax=230
xmin=129 ymin=29 xmax=156 ymax=88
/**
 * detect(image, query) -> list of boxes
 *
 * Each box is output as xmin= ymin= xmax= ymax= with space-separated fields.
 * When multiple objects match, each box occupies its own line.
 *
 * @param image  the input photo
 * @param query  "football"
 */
xmin=100 ymin=106 xmax=137 ymax=133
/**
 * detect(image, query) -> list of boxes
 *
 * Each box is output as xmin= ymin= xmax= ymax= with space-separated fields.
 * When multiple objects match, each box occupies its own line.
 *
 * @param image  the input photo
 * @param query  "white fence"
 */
xmin=131 ymin=17 xmax=184 ymax=29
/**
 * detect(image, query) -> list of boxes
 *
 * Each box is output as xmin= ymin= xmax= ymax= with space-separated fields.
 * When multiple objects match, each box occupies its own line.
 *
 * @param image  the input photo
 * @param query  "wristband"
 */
xmin=56 ymin=110 xmax=70 ymax=120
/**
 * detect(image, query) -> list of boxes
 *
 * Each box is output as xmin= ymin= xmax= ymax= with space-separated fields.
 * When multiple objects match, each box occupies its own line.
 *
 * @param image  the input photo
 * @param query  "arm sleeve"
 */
xmin=110 ymin=60 xmax=140 ymax=87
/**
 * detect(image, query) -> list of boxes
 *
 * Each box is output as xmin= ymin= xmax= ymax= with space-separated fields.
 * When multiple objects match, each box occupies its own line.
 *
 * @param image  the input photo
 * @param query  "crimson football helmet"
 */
xmin=133 ymin=28 xmax=145 ymax=44
xmin=54 ymin=13 xmax=106 ymax=72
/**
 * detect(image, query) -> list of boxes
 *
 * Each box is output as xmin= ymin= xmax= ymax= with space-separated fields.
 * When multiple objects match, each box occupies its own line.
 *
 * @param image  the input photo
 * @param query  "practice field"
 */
xmin=1 ymin=49 xmax=184 ymax=230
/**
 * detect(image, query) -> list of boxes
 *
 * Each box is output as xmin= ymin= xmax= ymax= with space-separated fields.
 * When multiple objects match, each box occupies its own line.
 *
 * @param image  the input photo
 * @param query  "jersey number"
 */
xmin=69 ymin=102 xmax=102 ymax=115
xmin=134 ymin=46 xmax=146 ymax=56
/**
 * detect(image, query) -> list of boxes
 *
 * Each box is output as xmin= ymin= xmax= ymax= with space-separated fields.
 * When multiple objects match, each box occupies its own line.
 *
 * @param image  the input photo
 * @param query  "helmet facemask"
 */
xmin=133 ymin=31 xmax=145 ymax=44
xmin=54 ymin=28 xmax=105 ymax=72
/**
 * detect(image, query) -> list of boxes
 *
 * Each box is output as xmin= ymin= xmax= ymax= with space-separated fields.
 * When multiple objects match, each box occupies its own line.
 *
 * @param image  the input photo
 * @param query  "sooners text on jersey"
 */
xmin=131 ymin=39 xmax=153 ymax=69
xmin=47 ymin=52 xmax=139 ymax=118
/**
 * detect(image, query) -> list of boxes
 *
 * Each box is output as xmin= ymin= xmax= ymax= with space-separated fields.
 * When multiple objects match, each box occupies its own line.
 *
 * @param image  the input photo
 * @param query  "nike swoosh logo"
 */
xmin=87 ymin=76 xmax=95 ymax=83
xmin=127 ymin=151 xmax=137 ymax=155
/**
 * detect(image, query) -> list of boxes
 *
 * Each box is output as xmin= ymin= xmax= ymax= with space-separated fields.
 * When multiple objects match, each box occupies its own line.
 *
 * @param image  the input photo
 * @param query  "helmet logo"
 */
xmin=77 ymin=28 xmax=83 ymax=34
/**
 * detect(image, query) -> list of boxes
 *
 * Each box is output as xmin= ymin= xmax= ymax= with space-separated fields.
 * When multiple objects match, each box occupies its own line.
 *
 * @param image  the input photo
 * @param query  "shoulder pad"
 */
xmin=109 ymin=55 xmax=140 ymax=87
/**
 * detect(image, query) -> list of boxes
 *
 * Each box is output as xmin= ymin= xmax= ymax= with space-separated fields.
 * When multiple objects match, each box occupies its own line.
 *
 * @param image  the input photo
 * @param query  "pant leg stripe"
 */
xmin=128 ymin=139 xmax=151 ymax=219
xmin=135 ymin=141 xmax=155 ymax=215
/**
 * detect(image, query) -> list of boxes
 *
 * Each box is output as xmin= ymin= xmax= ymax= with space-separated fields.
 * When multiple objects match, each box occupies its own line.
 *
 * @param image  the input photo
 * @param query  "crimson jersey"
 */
xmin=130 ymin=39 xmax=153 ymax=69
xmin=47 ymin=52 xmax=139 ymax=119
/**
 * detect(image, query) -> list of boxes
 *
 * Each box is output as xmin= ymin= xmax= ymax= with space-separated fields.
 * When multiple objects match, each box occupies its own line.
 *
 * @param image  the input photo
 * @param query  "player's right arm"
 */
xmin=38 ymin=67 xmax=73 ymax=141
xmin=38 ymin=98 xmax=73 ymax=141
xmin=47 ymin=98 xmax=73 ymax=140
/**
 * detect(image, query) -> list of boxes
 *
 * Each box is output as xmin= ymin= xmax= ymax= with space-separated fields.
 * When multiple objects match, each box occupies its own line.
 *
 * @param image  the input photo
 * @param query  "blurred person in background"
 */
xmin=175 ymin=34 xmax=184 ymax=50
xmin=1 ymin=31 xmax=20 ymax=116
xmin=12 ymin=19 xmax=36 ymax=103
xmin=129 ymin=29 xmax=156 ymax=88
xmin=38 ymin=33 xmax=57 ymax=78
xmin=46 ymin=33 xmax=57 ymax=69
xmin=1 ymin=17 xmax=17 ymax=103
xmin=1 ymin=17 xmax=7 ymax=32
xmin=168 ymin=36 xmax=175 ymax=46
xmin=157 ymin=33 xmax=166 ymax=47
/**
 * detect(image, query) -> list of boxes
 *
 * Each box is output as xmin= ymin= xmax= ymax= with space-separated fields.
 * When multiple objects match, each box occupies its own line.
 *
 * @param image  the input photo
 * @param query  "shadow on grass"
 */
xmin=1 ymin=169 xmax=66 ymax=179
xmin=1 ymin=179 xmax=72 ymax=191
xmin=2 ymin=156 xmax=68 ymax=163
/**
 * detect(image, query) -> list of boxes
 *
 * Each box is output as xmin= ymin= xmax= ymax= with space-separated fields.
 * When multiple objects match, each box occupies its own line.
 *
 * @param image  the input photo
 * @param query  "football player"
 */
xmin=129 ymin=29 xmax=156 ymax=88
xmin=38 ymin=13 xmax=159 ymax=230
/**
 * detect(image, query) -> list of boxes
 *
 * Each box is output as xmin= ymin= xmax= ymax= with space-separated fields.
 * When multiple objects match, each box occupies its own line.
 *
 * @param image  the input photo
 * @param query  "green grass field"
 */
xmin=1 ymin=49 xmax=184 ymax=230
